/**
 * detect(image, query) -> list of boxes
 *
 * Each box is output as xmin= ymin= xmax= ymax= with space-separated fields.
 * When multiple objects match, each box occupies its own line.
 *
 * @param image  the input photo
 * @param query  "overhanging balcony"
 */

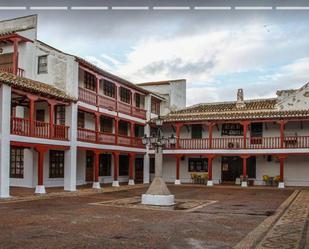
xmin=11 ymin=117 xmax=69 ymax=140
xmin=77 ymin=127 xmax=144 ymax=148
xmin=78 ymin=87 xmax=147 ymax=119
xmin=0 ymin=65 xmax=24 ymax=77
xmin=164 ymin=136 xmax=309 ymax=150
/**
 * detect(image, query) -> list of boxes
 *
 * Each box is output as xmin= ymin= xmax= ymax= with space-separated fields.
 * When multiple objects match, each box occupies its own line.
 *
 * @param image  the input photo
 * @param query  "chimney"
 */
xmin=236 ymin=88 xmax=245 ymax=108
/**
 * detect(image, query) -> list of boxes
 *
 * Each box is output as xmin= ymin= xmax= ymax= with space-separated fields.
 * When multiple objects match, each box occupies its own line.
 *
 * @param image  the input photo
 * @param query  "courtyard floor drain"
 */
xmin=90 ymin=196 xmax=216 ymax=212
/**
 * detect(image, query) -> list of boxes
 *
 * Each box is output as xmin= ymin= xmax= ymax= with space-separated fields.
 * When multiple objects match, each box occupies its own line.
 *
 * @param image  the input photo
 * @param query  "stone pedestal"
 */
xmin=278 ymin=182 xmax=285 ymax=188
xmin=241 ymin=181 xmax=248 ymax=187
xmin=207 ymin=180 xmax=213 ymax=186
xmin=92 ymin=182 xmax=101 ymax=189
xmin=174 ymin=179 xmax=181 ymax=185
xmin=35 ymin=185 xmax=46 ymax=194
xmin=112 ymin=180 xmax=120 ymax=187
xmin=128 ymin=179 xmax=135 ymax=185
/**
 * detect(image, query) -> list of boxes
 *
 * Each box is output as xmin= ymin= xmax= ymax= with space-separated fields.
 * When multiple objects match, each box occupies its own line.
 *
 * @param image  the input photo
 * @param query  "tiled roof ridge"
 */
xmin=0 ymin=72 xmax=76 ymax=102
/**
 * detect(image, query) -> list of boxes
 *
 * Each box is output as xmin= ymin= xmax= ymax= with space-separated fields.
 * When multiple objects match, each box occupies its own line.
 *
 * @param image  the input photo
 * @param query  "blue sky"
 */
xmin=1 ymin=0 xmax=309 ymax=105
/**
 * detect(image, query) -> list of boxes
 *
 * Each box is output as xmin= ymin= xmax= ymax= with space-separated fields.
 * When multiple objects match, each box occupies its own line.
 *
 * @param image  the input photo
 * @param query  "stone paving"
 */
xmin=235 ymin=190 xmax=309 ymax=249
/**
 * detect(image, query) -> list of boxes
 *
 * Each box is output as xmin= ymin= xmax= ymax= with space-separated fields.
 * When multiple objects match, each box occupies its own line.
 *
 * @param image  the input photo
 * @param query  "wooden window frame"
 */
xmin=188 ymin=158 xmax=208 ymax=172
xmin=10 ymin=147 xmax=24 ymax=178
xmin=151 ymin=98 xmax=160 ymax=115
xmin=78 ymin=111 xmax=85 ymax=128
xmin=55 ymin=105 xmax=66 ymax=125
xmin=38 ymin=55 xmax=48 ymax=74
xmin=100 ymin=116 xmax=113 ymax=133
xmin=49 ymin=150 xmax=65 ymax=178
xmin=118 ymin=121 xmax=128 ymax=136
xmin=84 ymin=71 xmax=96 ymax=92
xmin=221 ymin=123 xmax=243 ymax=136
xmin=99 ymin=154 xmax=112 ymax=176
xmin=120 ymin=87 xmax=131 ymax=104
xmin=102 ymin=80 xmax=116 ymax=98
xmin=191 ymin=124 xmax=203 ymax=139
xmin=119 ymin=155 xmax=129 ymax=176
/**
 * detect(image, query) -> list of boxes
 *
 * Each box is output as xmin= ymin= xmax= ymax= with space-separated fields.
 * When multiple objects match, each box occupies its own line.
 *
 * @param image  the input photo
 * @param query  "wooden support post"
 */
xmin=112 ymin=152 xmax=120 ymax=187
xmin=96 ymin=77 xmax=100 ymax=106
xmin=48 ymin=100 xmax=56 ymax=139
xmin=95 ymin=112 xmax=100 ymax=142
xmin=242 ymin=121 xmax=250 ymax=149
xmin=12 ymin=38 xmax=19 ymax=75
xmin=240 ymin=155 xmax=250 ymax=187
xmin=277 ymin=155 xmax=286 ymax=188
xmin=175 ymin=155 xmax=181 ymax=184
xmin=27 ymin=95 xmax=38 ymax=136
xmin=208 ymin=123 xmax=213 ymax=149
xmin=34 ymin=146 xmax=48 ymax=194
xmin=279 ymin=120 xmax=286 ymax=148
xmin=115 ymin=118 xmax=119 ymax=145
xmin=175 ymin=124 xmax=182 ymax=149
xmin=128 ymin=153 xmax=135 ymax=185
xmin=130 ymin=122 xmax=135 ymax=146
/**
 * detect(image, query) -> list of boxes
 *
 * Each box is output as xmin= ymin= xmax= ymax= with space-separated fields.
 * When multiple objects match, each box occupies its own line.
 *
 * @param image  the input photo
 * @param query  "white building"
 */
xmin=0 ymin=15 xmax=309 ymax=198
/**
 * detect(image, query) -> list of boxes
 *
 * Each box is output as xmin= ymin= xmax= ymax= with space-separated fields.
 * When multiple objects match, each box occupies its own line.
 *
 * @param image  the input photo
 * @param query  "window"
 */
xmin=118 ymin=121 xmax=128 ymax=136
xmin=150 ymin=157 xmax=155 ymax=174
xmin=84 ymin=71 xmax=96 ymax=91
xmin=38 ymin=55 xmax=48 ymax=74
xmin=221 ymin=123 xmax=243 ymax=136
xmin=188 ymin=158 xmax=208 ymax=172
xmin=10 ymin=147 xmax=24 ymax=178
xmin=119 ymin=155 xmax=129 ymax=176
xmin=55 ymin=105 xmax=65 ymax=125
xmin=192 ymin=124 xmax=203 ymax=139
xmin=100 ymin=116 xmax=113 ymax=133
xmin=78 ymin=111 xmax=85 ymax=128
xmin=151 ymin=97 xmax=160 ymax=115
xmin=103 ymin=80 xmax=116 ymax=98
xmin=134 ymin=124 xmax=144 ymax=137
xmin=250 ymin=123 xmax=263 ymax=145
xmin=120 ymin=87 xmax=131 ymax=103
xmin=135 ymin=93 xmax=144 ymax=108
xmin=36 ymin=110 xmax=45 ymax=122
xmin=49 ymin=150 xmax=65 ymax=178
xmin=99 ymin=154 xmax=112 ymax=176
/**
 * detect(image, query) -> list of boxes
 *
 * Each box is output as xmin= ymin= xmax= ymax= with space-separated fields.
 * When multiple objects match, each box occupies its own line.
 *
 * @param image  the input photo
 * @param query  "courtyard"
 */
xmin=0 ymin=185 xmax=308 ymax=249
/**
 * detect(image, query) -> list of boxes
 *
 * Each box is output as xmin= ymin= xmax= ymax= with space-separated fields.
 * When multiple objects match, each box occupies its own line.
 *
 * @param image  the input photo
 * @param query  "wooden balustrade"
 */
xmin=97 ymin=132 xmax=116 ymax=144
xmin=11 ymin=117 xmax=69 ymax=140
xmin=98 ymin=95 xmax=117 ymax=111
xmin=0 ymin=66 xmax=24 ymax=77
xmin=168 ymin=136 xmax=309 ymax=150
xmin=132 ymin=106 xmax=147 ymax=119
xmin=117 ymin=101 xmax=132 ymax=115
xmin=78 ymin=87 xmax=97 ymax=106
xmin=117 ymin=134 xmax=132 ymax=146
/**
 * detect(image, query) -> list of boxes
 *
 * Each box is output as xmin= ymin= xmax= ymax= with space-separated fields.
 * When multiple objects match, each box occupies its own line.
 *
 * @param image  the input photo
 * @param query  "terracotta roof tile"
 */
xmin=163 ymin=99 xmax=309 ymax=122
xmin=0 ymin=72 xmax=76 ymax=102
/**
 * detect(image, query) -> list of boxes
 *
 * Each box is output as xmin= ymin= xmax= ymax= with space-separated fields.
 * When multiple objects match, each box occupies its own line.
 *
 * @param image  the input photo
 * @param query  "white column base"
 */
xmin=174 ymin=179 xmax=181 ymax=185
xmin=278 ymin=182 xmax=285 ymax=188
xmin=128 ymin=179 xmax=135 ymax=185
xmin=207 ymin=180 xmax=214 ymax=186
xmin=92 ymin=182 xmax=101 ymax=189
xmin=241 ymin=181 xmax=248 ymax=187
xmin=112 ymin=180 xmax=120 ymax=187
xmin=35 ymin=185 xmax=46 ymax=194
xmin=141 ymin=194 xmax=175 ymax=206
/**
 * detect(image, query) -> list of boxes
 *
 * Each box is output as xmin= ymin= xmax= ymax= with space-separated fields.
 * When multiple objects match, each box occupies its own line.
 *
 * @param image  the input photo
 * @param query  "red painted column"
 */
xmin=35 ymin=146 xmax=48 ymax=193
xmin=130 ymin=122 xmax=135 ymax=146
xmin=12 ymin=38 xmax=19 ymax=75
xmin=96 ymin=77 xmax=100 ymax=106
xmin=48 ymin=100 xmax=56 ymax=139
xmin=208 ymin=123 xmax=213 ymax=149
xmin=115 ymin=118 xmax=119 ymax=144
xmin=27 ymin=95 xmax=38 ymax=136
xmin=279 ymin=120 xmax=286 ymax=148
xmin=175 ymin=124 xmax=182 ymax=149
xmin=129 ymin=153 xmax=135 ymax=181
xmin=279 ymin=156 xmax=285 ymax=182
xmin=113 ymin=152 xmax=120 ymax=186
xmin=95 ymin=112 xmax=100 ymax=142
xmin=94 ymin=151 xmax=100 ymax=182
xmin=208 ymin=156 xmax=213 ymax=181
xmin=242 ymin=157 xmax=247 ymax=177
xmin=242 ymin=121 xmax=249 ymax=149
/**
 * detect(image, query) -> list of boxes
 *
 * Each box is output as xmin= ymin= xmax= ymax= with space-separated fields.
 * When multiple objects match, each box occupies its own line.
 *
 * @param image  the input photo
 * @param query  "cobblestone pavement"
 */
xmin=0 ymin=186 xmax=294 ymax=249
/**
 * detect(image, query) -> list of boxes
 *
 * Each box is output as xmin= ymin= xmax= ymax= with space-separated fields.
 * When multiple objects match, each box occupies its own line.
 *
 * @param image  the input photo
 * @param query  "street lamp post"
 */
xmin=141 ymin=116 xmax=176 ymax=206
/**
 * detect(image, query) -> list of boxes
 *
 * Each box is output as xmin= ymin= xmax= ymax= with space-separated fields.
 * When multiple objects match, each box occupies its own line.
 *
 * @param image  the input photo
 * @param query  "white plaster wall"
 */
xmin=76 ymin=150 xmax=86 ymax=185
xmin=278 ymin=83 xmax=309 ymax=111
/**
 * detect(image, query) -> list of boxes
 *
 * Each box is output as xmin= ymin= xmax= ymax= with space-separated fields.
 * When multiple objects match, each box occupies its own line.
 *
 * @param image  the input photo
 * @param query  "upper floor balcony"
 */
xmin=160 ymin=120 xmax=309 ymax=151
xmin=78 ymin=67 xmax=147 ymax=119
xmin=0 ymin=65 xmax=24 ymax=77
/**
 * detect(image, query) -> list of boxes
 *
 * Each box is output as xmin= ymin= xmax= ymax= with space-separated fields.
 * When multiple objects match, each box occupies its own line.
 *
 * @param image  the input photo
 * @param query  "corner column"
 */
xmin=112 ymin=151 xmax=120 ymax=187
xmin=0 ymin=84 xmax=12 ymax=198
xmin=35 ymin=146 xmax=48 ymax=194
xmin=64 ymin=103 xmax=77 ymax=192
xmin=175 ymin=155 xmax=181 ymax=184
xmin=128 ymin=153 xmax=135 ymax=185
xmin=241 ymin=155 xmax=250 ymax=187
xmin=93 ymin=150 xmax=101 ymax=189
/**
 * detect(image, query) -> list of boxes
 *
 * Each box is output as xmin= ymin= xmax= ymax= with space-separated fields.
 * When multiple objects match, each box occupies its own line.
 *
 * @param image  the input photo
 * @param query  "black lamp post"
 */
xmin=141 ymin=116 xmax=176 ymax=206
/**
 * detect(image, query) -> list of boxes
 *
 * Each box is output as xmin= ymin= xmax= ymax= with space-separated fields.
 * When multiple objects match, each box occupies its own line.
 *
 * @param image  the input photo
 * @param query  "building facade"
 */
xmin=0 ymin=15 xmax=309 ymax=198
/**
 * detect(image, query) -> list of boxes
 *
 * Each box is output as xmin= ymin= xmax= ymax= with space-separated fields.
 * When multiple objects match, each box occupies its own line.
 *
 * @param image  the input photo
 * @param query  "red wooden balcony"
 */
xmin=77 ymin=128 xmax=145 ymax=148
xmin=0 ymin=66 xmax=24 ymax=77
xmin=11 ymin=117 xmax=69 ymax=140
xmin=164 ymin=136 xmax=309 ymax=150
xmin=78 ymin=87 xmax=147 ymax=119
xmin=98 ymin=95 xmax=117 ymax=111
xmin=78 ymin=87 xmax=97 ymax=106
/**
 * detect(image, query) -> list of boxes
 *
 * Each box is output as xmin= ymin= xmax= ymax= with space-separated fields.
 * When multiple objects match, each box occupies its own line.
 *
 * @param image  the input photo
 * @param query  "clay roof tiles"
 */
xmin=0 ymin=72 xmax=76 ymax=102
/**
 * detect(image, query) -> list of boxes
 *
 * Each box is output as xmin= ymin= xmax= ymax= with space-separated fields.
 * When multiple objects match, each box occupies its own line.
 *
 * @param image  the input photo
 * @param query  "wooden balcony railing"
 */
xmin=0 ymin=66 xmax=24 ymax=77
xmin=78 ymin=87 xmax=147 ymax=119
xmin=77 ymin=128 xmax=145 ymax=148
xmin=78 ymin=87 xmax=97 ymax=106
xmin=11 ymin=117 xmax=69 ymax=140
xmin=164 ymin=136 xmax=309 ymax=150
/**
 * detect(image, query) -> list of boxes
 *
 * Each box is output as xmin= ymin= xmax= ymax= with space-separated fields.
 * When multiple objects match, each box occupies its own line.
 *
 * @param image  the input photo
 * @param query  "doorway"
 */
xmin=221 ymin=156 xmax=256 ymax=182
xmin=135 ymin=158 xmax=144 ymax=183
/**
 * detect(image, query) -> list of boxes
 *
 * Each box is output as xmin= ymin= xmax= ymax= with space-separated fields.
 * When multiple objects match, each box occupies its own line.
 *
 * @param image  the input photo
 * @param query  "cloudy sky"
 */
xmin=1 ymin=0 xmax=309 ymax=106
